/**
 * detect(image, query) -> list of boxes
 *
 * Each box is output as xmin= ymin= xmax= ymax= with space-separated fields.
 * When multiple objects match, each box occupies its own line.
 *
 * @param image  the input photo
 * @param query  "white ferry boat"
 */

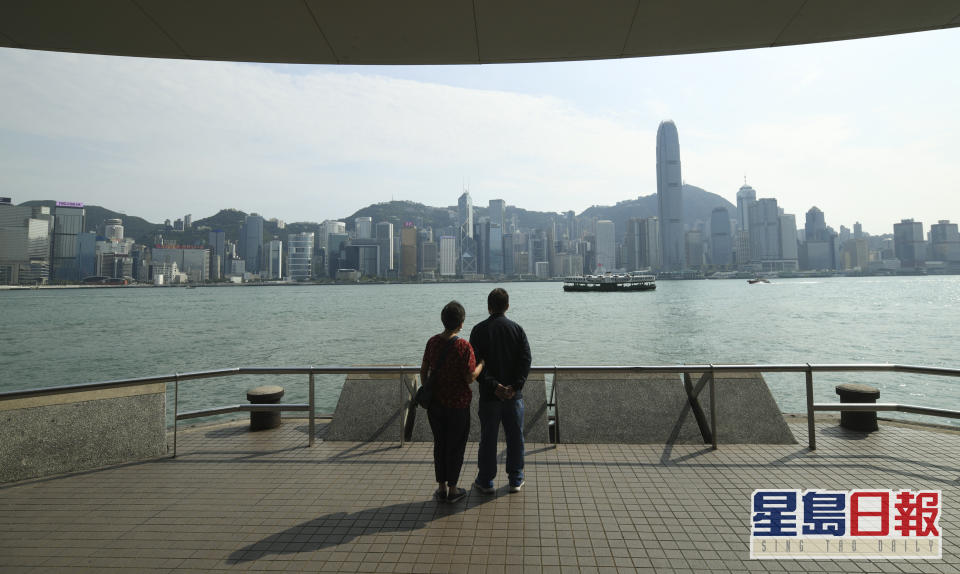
xmin=562 ymin=273 xmax=656 ymax=292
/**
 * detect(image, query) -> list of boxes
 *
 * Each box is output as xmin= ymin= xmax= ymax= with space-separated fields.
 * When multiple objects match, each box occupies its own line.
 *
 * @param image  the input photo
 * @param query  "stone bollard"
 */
xmin=247 ymin=385 xmax=284 ymax=431
xmin=835 ymin=383 xmax=880 ymax=432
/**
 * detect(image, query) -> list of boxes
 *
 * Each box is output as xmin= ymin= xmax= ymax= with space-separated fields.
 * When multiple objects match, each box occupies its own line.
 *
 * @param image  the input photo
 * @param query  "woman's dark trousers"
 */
xmin=427 ymin=404 xmax=470 ymax=485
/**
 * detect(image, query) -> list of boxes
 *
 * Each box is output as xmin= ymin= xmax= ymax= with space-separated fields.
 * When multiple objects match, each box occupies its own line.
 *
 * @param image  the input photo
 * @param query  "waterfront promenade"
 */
xmin=1 ymin=418 xmax=957 ymax=573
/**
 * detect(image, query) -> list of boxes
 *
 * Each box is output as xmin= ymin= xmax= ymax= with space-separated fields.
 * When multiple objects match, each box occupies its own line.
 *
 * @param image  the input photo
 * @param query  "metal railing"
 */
xmin=2 ymin=363 xmax=959 ymax=455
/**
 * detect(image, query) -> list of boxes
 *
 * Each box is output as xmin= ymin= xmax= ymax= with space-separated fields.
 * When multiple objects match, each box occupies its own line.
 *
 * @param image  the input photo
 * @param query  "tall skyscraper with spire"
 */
xmin=656 ymin=120 xmax=685 ymax=271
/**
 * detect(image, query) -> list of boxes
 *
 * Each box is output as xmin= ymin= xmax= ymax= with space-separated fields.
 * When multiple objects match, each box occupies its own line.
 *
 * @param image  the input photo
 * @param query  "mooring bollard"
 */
xmin=247 ymin=385 xmax=284 ymax=431
xmin=835 ymin=383 xmax=880 ymax=432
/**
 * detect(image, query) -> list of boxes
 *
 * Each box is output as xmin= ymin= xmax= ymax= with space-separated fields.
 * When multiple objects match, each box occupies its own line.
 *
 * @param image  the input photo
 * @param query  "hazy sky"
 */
xmin=1 ymin=28 xmax=958 ymax=235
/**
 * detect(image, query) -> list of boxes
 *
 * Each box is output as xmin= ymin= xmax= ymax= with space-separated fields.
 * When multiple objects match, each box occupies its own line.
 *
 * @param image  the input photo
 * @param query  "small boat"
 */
xmin=563 ymin=273 xmax=656 ymax=292
xmin=748 ymin=278 xmax=771 ymax=284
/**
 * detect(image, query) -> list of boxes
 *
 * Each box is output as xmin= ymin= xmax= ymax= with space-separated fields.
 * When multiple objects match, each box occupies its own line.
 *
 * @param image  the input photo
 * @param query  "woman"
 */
xmin=420 ymin=300 xmax=483 ymax=503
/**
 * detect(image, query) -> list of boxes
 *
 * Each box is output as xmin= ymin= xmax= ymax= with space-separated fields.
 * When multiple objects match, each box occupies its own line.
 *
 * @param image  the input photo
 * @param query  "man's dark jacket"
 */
xmin=469 ymin=313 xmax=532 ymax=402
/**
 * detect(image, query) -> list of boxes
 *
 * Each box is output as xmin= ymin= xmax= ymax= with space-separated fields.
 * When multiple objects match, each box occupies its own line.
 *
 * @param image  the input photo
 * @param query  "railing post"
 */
xmin=709 ymin=366 xmax=717 ymax=450
xmin=173 ymin=373 xmax=179 ymax=458
xmin=309 ymin=370 xmax=315 ymax=447
xmin=553 ymin=366 xmax=559 ymax=447
xmin=805 ymin=364 xmax=816 ymax=450
xmin=398 ymin=370 xmax=405 ymax=448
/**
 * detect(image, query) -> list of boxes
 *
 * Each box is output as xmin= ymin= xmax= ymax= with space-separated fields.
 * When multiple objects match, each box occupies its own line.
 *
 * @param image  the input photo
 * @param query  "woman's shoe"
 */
xmin=446 ymin=487 xmax=467 ymax=503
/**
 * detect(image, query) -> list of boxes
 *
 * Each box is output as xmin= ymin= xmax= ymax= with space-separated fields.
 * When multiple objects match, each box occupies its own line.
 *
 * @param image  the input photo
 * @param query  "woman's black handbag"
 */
xmin=416 ymin=337 xmax=458 ymax=409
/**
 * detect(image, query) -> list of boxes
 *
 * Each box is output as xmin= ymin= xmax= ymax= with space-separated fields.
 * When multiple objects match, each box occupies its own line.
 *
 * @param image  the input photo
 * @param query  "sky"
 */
xmin=1 ymin=28 xmax=958 ymax=235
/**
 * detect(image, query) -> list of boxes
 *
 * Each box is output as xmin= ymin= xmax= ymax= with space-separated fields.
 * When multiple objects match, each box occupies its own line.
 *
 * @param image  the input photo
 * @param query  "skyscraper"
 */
xmin=595 ymin=220 xmax=616 ymax=273
xmin=458 ymin=192 xmax=473 ymax=239
xmin=240 ymin=214 xmax=264 ymax=274
xmin=355 ymin=217 xmax=373 ymax=239
xmin=710 ymin=207 xmax=733 ymax=267
xmin=400 ymin=224 xmax=418 ymax=279
xmin=736 ymin=183 xmax=757 ymax=231
xmin=266 ymin=240 xmax=283 ymax=279
xmin=805 ymin=207 xmax=827 ymax=241
xmin=51 ymin=202 xmax=85 ymax=282
xmin=893 ymin=219 xmax=925 ymax=269
xmin=287 ymin=232 xmax=314 ymax=281
xmin=656 ymin=120 xmax=685 ymax=270
xmin=488 ymin=199 xmax=505 ymax=230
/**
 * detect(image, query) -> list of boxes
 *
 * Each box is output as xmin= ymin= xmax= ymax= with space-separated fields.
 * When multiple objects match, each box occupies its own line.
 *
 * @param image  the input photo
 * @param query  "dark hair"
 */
xmin=487 ymin=288 xmax=509 ymax=314
xmin=441 ymin=300 xmax=466 ymax=330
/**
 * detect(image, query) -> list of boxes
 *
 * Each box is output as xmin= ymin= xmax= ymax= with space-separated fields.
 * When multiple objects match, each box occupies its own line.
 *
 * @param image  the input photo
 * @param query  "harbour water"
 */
xmin=2 ymin=276 xmax=958 ymax=427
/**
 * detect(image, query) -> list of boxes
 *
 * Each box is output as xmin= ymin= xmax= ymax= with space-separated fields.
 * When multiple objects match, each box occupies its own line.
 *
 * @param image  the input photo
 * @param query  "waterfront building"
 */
xmin=656 ymin=120 xmax=685 ymax=271
xmin=240 ymin=213 xmax=264 ymax=274
xmin=779 ymin=214 xmax=799 ymax=264
xmin=488 ymin=199 xmax=505 ymax=230
xmin=325 ymin=232 xmax=349 ymax=278
xmin=0 ymin=203 xmax=52 ymax=285
xmin=748 ymin=198 xmax=798 ymax=271
xmin=841 ymin=237 xmax=869 ymax=270
xmin=736 ymin=182 xmax=757 ymax=231
xmin=266 ymin=239 xmax=283 ymax=280
xmin=183 ymin=214 xmax=192 ymax=229
xmin=104 ymin=219 xmax=124 ymax=241
xmin=345 ymin=243 xmax=380 ymax=277
xmin=355 ymin=217 xmax=373 ymax=239
xmin=534 ymin=261 xmax=550 ymax=279
xmin=419 ymin=241 xmax=437 ymax=276
xmin=710 ymin=207 xmax=733 ymax=267
xmin=457 ymin=192 xmax=473 ymax=239
xmin=151 ymin=246 xmax=210 ymax=283
xmin=502 ymin=234 xmax=515 ymax=276
xmin=438 ymin=236 xmax=456 ymax=276
xmin=287 ymin=232 xmax=314 ymax=281
xmin=78 ymin=232 xmax=97 ymax=279
xmin=400 ymin=225 xmax=417 ymax=279
xmin=594 ymin=220 xmax=616 ymax=273
xmin=929 ymin=220 xmax=960 ymax=264
xmin=805 ymin=206 xmax=828 ymax=241
xmin=487 ymin=223 xmax=503 ymax=275
xmin=375 ymin=222 xmax=394 ymax=275
xmin=685 ymin=230 xmax=704 ymax=270
xmin=208 ymin=230 xmax=226 ymax=280
xmin=893 ymin=219 xmax=925 ymax=269
xmin=51 ymin=202 xmax=86 ymax=282
xmin=320 ymin=220 xmax=346 ymax=253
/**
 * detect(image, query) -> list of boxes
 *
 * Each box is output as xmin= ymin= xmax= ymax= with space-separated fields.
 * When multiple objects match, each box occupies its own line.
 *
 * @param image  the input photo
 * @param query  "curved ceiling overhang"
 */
xmin=1 ymin=1 xmax=959 ymax=65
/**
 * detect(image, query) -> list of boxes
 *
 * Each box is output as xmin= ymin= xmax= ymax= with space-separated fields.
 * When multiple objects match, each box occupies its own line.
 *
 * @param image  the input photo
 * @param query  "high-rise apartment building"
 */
xmin=594 ymin=220 xmax=616 ymax=272
xmin=240 ymin=213 xmax=264 ymax=274
xmin=656 ymin=120 xmax=684 ymax=270
xmin=710 ymin=207 xmax=732 ymax=267
xmin=287 ymin=232 xmax=314 ymax=281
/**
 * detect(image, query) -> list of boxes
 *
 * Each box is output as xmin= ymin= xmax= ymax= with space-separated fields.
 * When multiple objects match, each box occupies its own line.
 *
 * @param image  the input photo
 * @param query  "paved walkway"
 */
xmin=1 ymin=418 xmax=958 ymax=573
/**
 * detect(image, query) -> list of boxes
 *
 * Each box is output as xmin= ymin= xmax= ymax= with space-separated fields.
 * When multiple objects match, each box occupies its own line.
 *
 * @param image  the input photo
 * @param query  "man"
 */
xmin=470 ymin=288 xmax=532 ymax=494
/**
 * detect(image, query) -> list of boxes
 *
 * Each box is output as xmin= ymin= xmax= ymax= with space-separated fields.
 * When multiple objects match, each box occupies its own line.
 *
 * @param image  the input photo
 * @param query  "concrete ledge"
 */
xmin=325 ymin=371 xmax=417 ymax=442
xmin=0 ymin=384 xmax=166 ymax=483
xmin=408 ymin=374 xmax=548 ymax=443
xmin=688 ymin=371 xmax=797 ymax=444
xmin=555 ymin=372 xmax=703 ymax=444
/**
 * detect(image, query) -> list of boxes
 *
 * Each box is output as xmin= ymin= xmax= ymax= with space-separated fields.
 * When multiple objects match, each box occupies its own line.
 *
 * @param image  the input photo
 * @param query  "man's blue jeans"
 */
xmin=476 ymin=398 xmax=524 ymax=487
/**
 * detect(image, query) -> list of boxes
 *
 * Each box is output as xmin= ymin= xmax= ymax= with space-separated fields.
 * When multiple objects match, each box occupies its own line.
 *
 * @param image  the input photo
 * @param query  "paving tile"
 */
xmin=0 ymin=419 xmax=957 ymax=572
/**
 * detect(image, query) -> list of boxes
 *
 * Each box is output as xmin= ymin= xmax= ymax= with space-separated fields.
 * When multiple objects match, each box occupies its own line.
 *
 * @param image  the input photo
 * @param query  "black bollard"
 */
xmin=835 ymin=383 xmax=880 ymax=432
xmin=247 ymin=385 xmax=284 ymax=431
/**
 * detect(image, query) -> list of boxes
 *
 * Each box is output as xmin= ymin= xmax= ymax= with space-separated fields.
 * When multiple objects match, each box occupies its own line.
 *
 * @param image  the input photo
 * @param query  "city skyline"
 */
xmin=2 ymin=28 xmax=959 ymax=233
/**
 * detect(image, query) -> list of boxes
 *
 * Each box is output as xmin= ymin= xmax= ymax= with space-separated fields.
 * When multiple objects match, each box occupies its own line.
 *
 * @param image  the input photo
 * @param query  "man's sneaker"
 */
xmin=509 ymin=480 xmax=525 ymax=493
xmin=473 ymin=481 xmax=495 ymax=494
xmin=446 ymin=487 xmax=467 ymax=503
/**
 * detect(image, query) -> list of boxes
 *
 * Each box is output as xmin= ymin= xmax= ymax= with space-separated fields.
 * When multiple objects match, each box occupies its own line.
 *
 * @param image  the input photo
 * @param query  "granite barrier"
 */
xmin=0 ymin=383 xmax=167 ymax=483
xmin=324 ymin=371 xmax=418 ymax=441
xmin=555 ymin=372 xmax=704 ymax=444
xmin=687 ymin=371 xmax=797 ymax=444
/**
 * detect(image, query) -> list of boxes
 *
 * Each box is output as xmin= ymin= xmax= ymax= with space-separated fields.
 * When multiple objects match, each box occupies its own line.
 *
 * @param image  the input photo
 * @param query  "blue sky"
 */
xmin=1 ymin=28 xmax=958 ymax=235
